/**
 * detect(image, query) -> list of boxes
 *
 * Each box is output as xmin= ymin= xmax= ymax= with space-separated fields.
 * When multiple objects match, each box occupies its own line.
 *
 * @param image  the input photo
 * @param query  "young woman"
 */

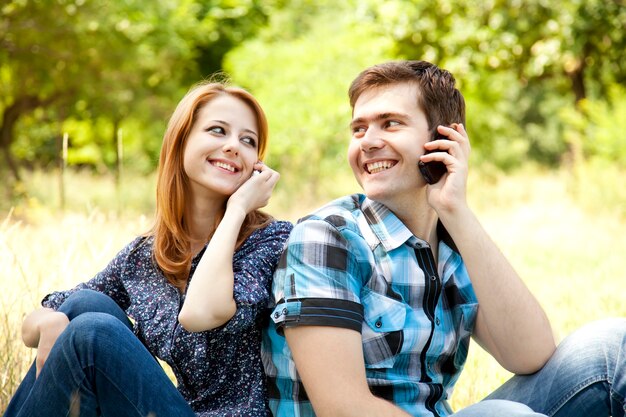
xmin=4 ymin=82 xmax=293 ymax=417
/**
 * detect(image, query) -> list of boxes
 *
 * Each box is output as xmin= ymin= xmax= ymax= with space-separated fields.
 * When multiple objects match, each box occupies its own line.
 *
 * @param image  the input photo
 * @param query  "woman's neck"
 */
xmin=185 ymin=196 xmax=226 ymax=255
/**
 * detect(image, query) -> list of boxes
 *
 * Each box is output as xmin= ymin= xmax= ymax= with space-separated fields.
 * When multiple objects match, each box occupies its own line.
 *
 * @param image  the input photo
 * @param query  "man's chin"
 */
xmin=362 ymin=187 xmax=388 ymax=203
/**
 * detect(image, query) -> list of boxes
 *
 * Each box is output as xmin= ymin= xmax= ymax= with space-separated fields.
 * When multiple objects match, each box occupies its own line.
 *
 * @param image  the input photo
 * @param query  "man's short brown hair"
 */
xmin=348 ymin=60 xmax=465 ymax=138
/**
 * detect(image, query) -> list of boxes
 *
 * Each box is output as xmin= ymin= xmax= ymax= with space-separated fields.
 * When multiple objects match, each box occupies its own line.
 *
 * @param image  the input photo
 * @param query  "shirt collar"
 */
xmin=360 ymin=196 xmax=430 ymax=252
xmin=358 ymin=195 xmax=463 ymax=281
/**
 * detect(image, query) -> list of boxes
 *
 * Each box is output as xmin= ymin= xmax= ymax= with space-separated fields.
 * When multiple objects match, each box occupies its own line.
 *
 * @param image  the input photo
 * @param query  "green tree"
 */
xmin=0 ymin=0 xmax=194 ymax=181
xmin=0 ymin=0 xmax=272 ymax=184
xmin=226 ymin=0 xmax=395 ymax=199
xmin=363 ymin=0 xmax=626 ymax=167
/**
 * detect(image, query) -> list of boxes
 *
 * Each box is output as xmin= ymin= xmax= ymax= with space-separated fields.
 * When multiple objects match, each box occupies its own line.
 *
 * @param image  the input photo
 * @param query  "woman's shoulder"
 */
xmin=124 ymin=235 xmax=154 ymax=255
xmin=256 ymin=219 xmax=293 ymax=237
xmin=266 ymin=219 xmax=294 ymax=233
xmin=242 ymin=219 xmax=293 ymax=249
xmin=109 ymin=235 xmax=154 ymax=265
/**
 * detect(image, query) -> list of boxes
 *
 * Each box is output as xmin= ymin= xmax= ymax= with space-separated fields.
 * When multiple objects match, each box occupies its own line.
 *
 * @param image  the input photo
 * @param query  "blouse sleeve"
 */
xmin=40 ymin=237 xmax=143 ymax=311
xmin=220 ymin=220 xmax=293 ymax=333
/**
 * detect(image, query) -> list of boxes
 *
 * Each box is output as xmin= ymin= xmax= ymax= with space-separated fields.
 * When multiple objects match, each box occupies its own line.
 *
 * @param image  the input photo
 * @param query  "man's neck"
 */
xmin=380 ymin=193 xmax=439 ymax=248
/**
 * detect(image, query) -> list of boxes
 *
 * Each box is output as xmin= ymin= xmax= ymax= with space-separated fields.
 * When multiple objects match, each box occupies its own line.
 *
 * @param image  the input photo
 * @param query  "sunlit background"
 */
xmin=2 ymin=0 xmax=625 ymax=412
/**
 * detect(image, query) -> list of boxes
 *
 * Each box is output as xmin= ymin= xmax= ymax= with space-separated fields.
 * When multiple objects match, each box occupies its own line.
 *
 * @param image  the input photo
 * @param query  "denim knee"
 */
xmin=455 ymin=399 xmax=547 ymax=416
xmin=58 ymin=290 xmax=132 ymax=330
xmin=557 ymin=318 xmax=626 ymax=358
xmin=65 ymin=312 xmax=134 ymax=357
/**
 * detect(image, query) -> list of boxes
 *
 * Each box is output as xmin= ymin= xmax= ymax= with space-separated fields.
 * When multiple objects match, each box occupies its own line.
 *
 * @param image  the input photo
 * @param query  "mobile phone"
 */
xmin=417 ymin=132 xmax=449 ymax=184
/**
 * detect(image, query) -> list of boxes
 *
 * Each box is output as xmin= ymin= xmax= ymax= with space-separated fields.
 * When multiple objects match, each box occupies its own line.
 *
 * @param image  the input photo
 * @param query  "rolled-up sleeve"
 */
xmin=271 ymin=218 xmax=369 ymax=333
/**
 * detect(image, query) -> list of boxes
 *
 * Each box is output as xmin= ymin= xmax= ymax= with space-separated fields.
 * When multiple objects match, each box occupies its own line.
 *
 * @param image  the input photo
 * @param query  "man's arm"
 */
xmin=285 ymin=325 xmax=411 ymax=417
xmin=446 ymin=208 xmax=556 ymax=374
xmin=426 ymin=124 xmax=555 ymax=374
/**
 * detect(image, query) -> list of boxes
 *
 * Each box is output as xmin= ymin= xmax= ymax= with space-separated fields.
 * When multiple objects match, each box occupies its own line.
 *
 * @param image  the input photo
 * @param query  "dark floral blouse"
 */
xmin=42 ymin=220 xmax=293 ymax=417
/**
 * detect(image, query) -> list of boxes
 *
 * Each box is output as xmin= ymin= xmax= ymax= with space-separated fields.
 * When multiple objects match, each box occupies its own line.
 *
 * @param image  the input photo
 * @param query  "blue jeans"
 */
xmin=485 ymin=318 xmax=626 ymax=417
xmin=451 ymin=399 xmax=546 ymax=416
xmin=4 ymin=290 xmax=195 ymax=417
xmin=448 ymin=318 xmax=625 ymax=417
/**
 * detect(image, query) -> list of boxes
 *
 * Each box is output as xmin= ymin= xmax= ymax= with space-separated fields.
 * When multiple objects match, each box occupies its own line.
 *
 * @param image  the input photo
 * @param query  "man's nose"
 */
xmin=360 ymin=128 xmax=385 ymax=152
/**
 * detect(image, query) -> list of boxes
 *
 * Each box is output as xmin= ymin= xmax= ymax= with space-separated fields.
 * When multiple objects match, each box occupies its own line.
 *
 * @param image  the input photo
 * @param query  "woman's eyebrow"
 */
xmin=209 ymin=120 xmax=258 ymax=137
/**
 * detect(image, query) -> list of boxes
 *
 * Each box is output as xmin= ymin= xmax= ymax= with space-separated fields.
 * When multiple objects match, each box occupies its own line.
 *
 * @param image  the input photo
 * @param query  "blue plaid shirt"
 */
xmin=263 ymin=194 xmax=478 ymax=417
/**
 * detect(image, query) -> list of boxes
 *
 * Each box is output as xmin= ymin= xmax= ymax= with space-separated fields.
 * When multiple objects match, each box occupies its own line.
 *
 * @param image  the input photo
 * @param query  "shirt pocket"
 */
xmin=360 ymin=290 xmax=407 ymax=369
xmin=450 ymin=302 xmax=478 ymax=371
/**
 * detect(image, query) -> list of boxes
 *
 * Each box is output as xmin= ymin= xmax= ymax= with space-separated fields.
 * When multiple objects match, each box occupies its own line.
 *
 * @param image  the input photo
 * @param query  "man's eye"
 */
xmin=241 ymin=136 xmax=257 ymax=147
xmin=384 ymin=120 xmax=401 ymax=128
xmin=208 ymin=126 xmax=225 ymax=135
xmin=352 ymin=126 xmax=366 ymax=137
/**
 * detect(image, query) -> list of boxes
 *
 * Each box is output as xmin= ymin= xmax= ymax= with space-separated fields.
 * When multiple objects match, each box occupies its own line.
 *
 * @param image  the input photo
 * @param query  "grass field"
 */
xmin=1 ymin=167 xmax=625 ymax=413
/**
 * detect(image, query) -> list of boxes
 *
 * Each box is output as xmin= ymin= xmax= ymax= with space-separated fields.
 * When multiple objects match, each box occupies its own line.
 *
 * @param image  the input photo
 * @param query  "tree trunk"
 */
xmin=1 ymin=147 xmax=21 ymax=182
xmin=564 ymin=52 xmax=588 ymax=192
xmin=569 ymin=66 xmax=586 ymax=105
xmin=0 ymin=95 xmax=44 ymax=182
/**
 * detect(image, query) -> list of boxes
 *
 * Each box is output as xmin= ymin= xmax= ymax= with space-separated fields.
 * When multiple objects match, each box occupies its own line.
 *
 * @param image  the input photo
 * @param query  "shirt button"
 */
xmin=435 ymin=318 xmax=440 ymax=326
xmin=430 ymin=275 xmax=437 ymax=281
xmin=282 ymin=308 xmax=288 ymax=315
xmin=375 ymin=318 xmax=382 ymax=328
xmin=273 ymin=312 xmax=280 ymax=319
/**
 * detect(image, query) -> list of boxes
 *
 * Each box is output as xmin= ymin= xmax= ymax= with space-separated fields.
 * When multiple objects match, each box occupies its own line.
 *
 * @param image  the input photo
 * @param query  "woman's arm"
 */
xmin=179 ymin=166 xmax=280 ymax=332
xmin=178 ymin=206 xmax=245 ymax=332
xmin=25 ymin=238 xmax=141 ymax=376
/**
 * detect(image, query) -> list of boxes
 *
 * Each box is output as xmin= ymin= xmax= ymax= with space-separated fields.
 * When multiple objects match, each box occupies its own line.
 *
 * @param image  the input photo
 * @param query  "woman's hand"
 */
xmin=227 ymin=162 xmax=280 ymax=215
xmin=34 ymin=311 xmax=69 ymax=377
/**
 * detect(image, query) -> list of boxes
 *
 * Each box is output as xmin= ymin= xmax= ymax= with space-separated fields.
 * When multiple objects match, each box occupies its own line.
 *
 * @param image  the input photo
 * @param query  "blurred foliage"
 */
xmin=356 ymin=0 xmax=626 ymax=169
xmin=1 ymin=0 xmax=625 ymax=209
xmin=0 ymin=0 xmax=271 ymax=181
xmin=225 ymin=1 xmax=394 ymax=200
xmin=563 ymin=84 xmax=626 ymax=165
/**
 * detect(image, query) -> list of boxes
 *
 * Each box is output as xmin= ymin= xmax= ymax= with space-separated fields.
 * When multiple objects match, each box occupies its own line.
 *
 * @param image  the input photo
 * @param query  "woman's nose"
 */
xmin=222 ymin=136 xmax=239 ymax=155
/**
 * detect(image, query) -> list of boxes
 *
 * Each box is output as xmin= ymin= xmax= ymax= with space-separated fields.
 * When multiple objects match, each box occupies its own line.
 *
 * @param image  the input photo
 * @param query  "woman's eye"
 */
xmin=241 ymin=136 xmax=257 ymax=147
xmin=207 ymin=126 xmax=225 ymax=135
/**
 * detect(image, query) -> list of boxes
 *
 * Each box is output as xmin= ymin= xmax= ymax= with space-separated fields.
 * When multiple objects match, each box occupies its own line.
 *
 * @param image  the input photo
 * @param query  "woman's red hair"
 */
xmin=150 ymin=82 xmax=272 ymax=290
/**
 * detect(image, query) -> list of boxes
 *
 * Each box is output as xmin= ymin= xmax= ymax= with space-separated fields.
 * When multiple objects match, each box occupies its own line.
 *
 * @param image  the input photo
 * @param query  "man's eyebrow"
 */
xmin=349 ymin=112 xmax=409 ymax=127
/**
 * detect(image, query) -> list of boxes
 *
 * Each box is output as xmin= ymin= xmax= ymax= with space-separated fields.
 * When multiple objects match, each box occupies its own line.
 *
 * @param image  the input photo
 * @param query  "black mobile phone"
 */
xmin=417 ymin=132 xmax=449 ymax=184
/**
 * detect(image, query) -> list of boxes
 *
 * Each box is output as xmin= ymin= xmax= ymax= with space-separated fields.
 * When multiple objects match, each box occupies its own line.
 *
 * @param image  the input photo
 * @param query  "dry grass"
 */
xmin=1 ymin=168 xmax=625 ymax=413
xmin=0 ymin=209 xmax=152 ymax=412
xmin=450 ymin=169 xmax=626 ymax=408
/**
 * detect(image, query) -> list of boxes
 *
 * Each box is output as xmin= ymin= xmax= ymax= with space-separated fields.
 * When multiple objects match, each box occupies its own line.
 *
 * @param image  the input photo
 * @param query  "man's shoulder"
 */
xmin=297 ymin=193 xmax=365 ymax=231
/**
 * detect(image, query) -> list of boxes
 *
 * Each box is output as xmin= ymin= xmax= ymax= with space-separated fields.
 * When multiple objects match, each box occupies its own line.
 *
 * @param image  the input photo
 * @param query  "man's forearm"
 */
xmin=442 ymin=207 xmax=555 ymax=373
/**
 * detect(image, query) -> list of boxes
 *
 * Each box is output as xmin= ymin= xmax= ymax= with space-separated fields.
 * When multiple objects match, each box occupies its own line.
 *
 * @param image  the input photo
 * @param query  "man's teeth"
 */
xmin=213 ymin=161 xmax=236 ymax=172
xmin=367 ymin=161 xmax=395 ymax=174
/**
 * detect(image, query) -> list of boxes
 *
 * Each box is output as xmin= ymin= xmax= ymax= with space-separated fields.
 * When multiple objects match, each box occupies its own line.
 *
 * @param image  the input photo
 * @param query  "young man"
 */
xmin=263 ymin=60 xmax=626 ymax=417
